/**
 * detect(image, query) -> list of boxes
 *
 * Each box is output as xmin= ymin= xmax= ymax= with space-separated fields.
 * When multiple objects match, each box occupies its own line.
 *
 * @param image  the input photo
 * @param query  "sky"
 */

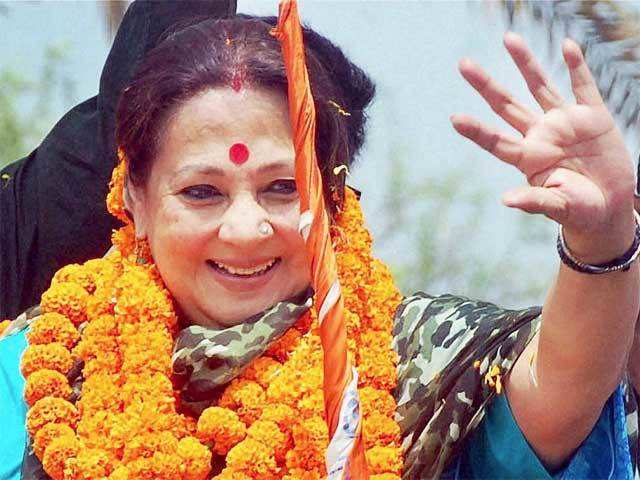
xmin=2 ymin=1 xmax=639 ymax=306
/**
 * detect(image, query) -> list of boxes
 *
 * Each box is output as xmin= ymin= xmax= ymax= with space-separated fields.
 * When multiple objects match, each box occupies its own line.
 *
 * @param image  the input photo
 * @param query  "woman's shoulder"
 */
xmin=392 ymin=292 xmax=541 ymax=366
xmin=392 ymin=293 xmax=544 ymax=478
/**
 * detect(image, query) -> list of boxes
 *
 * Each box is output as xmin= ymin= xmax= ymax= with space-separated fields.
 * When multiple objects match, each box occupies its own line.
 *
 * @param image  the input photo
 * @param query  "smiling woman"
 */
xmin=127 ymin=88 xmax=310 ymax=327
xmin=1 ymin=1 xmax=640 ymax=479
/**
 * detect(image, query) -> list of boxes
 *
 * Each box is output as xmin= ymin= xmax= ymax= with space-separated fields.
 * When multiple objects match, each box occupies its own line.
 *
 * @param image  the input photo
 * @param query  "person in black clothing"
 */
xmin=0 ymin=0 xmax=236 ymax=320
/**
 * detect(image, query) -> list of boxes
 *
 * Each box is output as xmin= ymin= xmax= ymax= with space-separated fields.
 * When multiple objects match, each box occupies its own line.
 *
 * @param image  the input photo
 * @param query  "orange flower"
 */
xmin=213 ymin=469 xmax=253 ymax=480
xmin=76 ymin=410 xmax=126 ymax=458
xmin=176 ymin=436 xmax=212 ymax=480
xmin=26 ymin=313 xmax=79 ymax=349
xmin=365 ymin=446 xmax=403 ymax=475
xmin=76 ymin=374 xmax=123 ymax=416
xmin=86 ymin=286 xmax=117 ymax=319
xmin=111 ymin=225 xmax=136 ymax=260
xmin=359 ymin=387 xmax=397 ymax=419
xmin=21 ymin=343 xmax=74 ymax=379
xmin=265 ymin=328 xmax=303 ymax=362
xmin=106 ymin=154 xmax=128 ymax=224
xmin=120 ymin=373 xmax=175 ymax=412
xmin=24 ymin=369 xmax=72 ymax=406
xmin=107 ymin=465 xmax=130 ymax=480
xmin=64 ymin=448 xmax=114 ymax=479
xmin=241 ymin=356 xmax=281 ymax=388
xmin=296 ymin=389 xmax=324 ymax=419
xmin=197 ymin=407 xmax=247 ymax=455
xmin=0 ymin=319 xmax=10 ymax=336
xmin=358 ymin=352 xmax=398 ymax=391
xmin=122 ymin=431 xmax=179 ymax=462
xmin=226 ymin=438 xmax=279 ymax=480
xmin=119 ymin=328 xmax=173 ymax=376
xmin=219 ymin=379 xmax=266 ymax=425
xmin=51 ymin=263 xmax=97 ymax=294
xmin=259 ymin=404 xmax=297 ymax=435
xmin=33 ymin=423 xmax=75 ymax=458
xmin=363 ymin=412 xmax=401 ymax=449
xmin=27 ymin=396 xmax=79 ymax=437
xmin=247 ymin=420 xmax=291 ymax=463
xmin=41 ymin=282 xmax=89 ymax=326
xmin=282 ymin=468 xmax=323 ymax=480
xmin=42 ymin=435 xmax=80 ymax=480
xmin=82 ymin=351 xmax=122 ymax=377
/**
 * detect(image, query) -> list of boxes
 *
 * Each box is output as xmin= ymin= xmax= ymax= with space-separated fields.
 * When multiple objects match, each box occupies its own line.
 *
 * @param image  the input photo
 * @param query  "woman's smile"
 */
xmin=208 ymin=257 xmax=279 ymax=276
xmin=206 ymin=257 xmax=282 ymax=292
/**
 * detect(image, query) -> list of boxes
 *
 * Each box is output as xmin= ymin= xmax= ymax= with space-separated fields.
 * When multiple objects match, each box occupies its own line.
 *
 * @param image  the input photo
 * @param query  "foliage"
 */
xmin=0 ymin=44 xmax=72 ymax=168
xmin=499 ymin=0 xmax=640 ymax=132
xmin=375 ymin=152 xmax=554 ymax=308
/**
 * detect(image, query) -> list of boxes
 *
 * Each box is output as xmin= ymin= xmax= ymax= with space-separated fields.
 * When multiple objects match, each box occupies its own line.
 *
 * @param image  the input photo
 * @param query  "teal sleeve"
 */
xmin=456 ymin=385 xmax=633 ymax=479
xmin=0 ymin=329 xmax=28 ymax=480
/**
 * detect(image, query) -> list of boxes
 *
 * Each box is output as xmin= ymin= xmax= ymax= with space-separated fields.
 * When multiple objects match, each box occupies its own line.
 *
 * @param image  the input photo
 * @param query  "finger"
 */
xmin=502 ymin=185 xmax=568 ymax=223
xmin=503 ymin=31 xmax=565 ymax=111
xmin=451 ymin=114 xmax=523 ymax=168
xmin=562 ymin=38 xmax=604 ymax=106
xmin=459 ymin=58 xmax=537 ymax=134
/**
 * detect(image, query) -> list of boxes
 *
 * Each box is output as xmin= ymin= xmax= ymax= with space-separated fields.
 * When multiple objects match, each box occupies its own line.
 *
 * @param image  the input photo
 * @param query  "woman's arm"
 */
xmin=452 ymin=33 xmax=639 ymax=470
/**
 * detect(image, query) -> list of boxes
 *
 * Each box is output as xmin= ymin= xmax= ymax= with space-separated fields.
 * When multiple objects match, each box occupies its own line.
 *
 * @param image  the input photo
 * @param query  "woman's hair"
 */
xmin=116 ymin=15 xmax=375 ymax=215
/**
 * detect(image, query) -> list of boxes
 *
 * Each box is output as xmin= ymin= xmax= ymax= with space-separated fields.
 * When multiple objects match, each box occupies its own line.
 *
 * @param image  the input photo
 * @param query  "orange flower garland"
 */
xmin=22 ymin=153 xmax=404 ymax=478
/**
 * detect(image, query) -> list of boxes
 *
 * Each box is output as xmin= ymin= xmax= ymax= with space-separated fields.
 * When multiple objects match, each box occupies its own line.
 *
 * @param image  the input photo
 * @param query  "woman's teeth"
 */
xmin=210 ymin=258 xmax=278 ymax=276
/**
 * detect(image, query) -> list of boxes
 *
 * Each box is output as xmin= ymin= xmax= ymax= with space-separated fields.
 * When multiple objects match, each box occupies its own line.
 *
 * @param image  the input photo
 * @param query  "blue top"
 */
xmin=0 ymin=328 xmax=634 ymax=480
xmin=447 ymin=385 xmax=633 ymax=479
xmin=0 ymin=329 xmax=28 ymax=480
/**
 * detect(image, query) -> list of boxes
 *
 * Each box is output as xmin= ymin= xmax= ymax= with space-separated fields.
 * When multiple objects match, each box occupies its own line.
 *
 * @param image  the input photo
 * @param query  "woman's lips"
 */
xmin=210 ymin=258 xmax=278 ymax=275
xmin=206 ymin=258 xmax=281 ymax=292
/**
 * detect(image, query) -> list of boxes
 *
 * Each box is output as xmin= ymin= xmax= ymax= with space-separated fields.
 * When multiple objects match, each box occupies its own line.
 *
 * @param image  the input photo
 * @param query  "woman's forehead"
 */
xmin=166 ymin=87 xmax=291 ymax=140
xmin=157 ymin=87 xmax=295 ymax=172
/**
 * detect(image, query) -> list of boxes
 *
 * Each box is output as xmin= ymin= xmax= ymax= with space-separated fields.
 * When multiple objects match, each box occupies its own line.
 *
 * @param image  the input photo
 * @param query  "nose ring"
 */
xmin=258 ymin=221 xmax=274 ymax=236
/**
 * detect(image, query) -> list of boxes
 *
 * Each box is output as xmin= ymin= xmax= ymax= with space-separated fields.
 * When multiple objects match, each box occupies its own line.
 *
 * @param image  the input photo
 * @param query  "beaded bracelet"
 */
xmin=557 ymin=211 xmax=640 ymax=274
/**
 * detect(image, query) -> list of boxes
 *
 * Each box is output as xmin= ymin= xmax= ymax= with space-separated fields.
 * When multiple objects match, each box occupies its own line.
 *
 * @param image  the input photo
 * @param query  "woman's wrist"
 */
xmin=561 ymin=209 xmax=638 ymax=268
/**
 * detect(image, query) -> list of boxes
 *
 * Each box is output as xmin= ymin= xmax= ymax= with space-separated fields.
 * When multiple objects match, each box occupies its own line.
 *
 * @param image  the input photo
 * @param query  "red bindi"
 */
xmin=229 ymin=143 xmax=250 ymax=165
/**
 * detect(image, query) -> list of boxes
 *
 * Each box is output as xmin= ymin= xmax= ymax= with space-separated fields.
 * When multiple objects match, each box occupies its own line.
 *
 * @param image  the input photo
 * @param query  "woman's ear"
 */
xmin=124 ymin=177 xmax=149 ymax=239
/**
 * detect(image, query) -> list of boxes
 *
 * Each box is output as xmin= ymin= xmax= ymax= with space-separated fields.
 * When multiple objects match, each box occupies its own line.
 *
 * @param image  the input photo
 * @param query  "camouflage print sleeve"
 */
xmin=392 ymin=292 xmax=542 ymax=479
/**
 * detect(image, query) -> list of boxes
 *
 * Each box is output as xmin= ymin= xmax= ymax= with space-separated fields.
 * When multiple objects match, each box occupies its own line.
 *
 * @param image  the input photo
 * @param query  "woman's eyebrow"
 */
xmin=175 ymin=164 xmax=226 ymax=177
xmin=256 ymin=161 xmax=293 ymax=174
xmin=174 ymin=161 xmax=292 ymax=177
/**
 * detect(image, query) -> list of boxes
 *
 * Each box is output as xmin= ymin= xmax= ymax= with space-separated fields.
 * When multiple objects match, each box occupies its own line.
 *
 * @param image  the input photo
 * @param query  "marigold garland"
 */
xmin=22 ymin=168 xmax=404 ymax=478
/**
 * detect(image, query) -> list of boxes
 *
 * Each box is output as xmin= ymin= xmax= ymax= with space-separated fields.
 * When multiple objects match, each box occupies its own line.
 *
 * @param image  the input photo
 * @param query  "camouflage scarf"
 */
xmin=172 ymin=288 xmax=313 ymax=416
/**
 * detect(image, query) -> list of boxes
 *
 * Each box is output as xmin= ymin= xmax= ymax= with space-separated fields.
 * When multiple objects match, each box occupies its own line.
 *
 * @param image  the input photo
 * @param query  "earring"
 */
xmin=134 ymin=237 xmax=152 ymax=265
xmin=258 ymin=221 xmax=274 ymax=236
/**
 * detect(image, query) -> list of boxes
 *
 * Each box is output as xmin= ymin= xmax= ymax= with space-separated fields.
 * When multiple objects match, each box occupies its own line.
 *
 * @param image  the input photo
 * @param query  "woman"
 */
xmin=1 ymin=3 xmax=638 ymax=479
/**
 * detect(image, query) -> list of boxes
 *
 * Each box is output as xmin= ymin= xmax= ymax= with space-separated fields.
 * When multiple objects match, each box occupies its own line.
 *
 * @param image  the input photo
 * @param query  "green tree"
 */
xmin=376 ymin=148 xmax=553 ymax=307
xmin=0 ymin=44 xmax=72 ymax=168
xmin=499 ymin=0 xmax=640 ymax=132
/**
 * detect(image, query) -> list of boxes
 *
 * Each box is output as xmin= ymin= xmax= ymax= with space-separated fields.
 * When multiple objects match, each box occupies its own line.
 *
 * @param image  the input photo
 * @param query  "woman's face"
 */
xmin=129 ymin=87 xmax=310 ymax=328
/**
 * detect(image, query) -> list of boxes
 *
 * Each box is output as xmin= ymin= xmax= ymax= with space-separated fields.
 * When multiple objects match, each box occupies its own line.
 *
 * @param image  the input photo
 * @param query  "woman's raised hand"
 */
xmin=452 ymin=32 xmax=636 ymax=262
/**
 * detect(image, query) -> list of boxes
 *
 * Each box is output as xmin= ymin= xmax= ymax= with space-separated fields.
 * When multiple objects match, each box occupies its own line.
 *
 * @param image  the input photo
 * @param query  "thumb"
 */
xmin=502 ymin=186 xmax=569 ymax=224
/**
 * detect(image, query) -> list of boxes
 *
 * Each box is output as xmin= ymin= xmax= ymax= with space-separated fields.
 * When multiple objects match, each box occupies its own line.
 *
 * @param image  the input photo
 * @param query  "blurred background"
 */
xmin=2 ymin=0 xmax=639 ymax=308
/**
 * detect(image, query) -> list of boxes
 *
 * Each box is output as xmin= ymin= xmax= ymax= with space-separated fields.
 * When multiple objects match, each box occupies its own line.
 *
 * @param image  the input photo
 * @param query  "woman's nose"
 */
xmin=218 ymin=194 xmax=270 ymax=246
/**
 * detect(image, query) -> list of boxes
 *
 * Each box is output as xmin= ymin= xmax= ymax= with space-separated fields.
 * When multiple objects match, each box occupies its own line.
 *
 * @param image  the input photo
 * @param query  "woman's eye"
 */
xmin=267 ymin=179 xmax=297 ymax=195
xmin=180 ymin=185 xmax=220 ymax=200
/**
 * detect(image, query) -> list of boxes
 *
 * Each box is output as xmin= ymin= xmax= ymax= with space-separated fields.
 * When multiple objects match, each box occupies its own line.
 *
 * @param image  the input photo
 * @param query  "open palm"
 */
xmin=452 ymin=33 xmax=634 ymax=238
